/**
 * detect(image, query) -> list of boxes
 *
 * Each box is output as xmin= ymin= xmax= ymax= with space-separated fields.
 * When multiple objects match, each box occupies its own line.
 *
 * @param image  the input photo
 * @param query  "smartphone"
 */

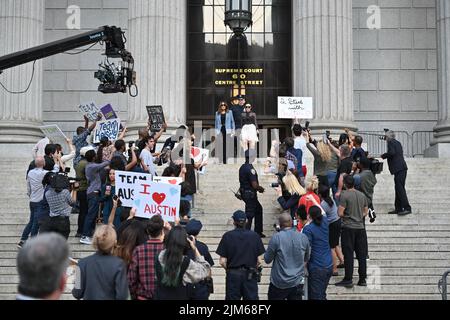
xmin=305 ymin=121 xmax=310 ymax=129
xmin=65 ymin=167 xmax=71 ymax=174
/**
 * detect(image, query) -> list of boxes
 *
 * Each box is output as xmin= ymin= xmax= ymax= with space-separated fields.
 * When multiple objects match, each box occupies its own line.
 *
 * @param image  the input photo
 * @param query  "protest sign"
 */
xmin=146 ymin=105 xmax=165 ymax=132
xmin=93 ymin=118 xmax=121 ymax=143
xmin=132 ymin=182 xmax=181 ymax=222
xmin=79 ymin=102 xmax=100 ymax=121
xmin=39 ymin=125 xmax=68 ymax=149
xmin=277 ymin=97 xmax=313 ymax=119
xmin=152 ymin=176 xmax=183 ymax=185
xmin=114 ymin=171 xmax=153 ymax=207
xmin=191 ymin=147 xmax=209 ymax=163
xmin=100 ymin=104 xmax=118 ymax=120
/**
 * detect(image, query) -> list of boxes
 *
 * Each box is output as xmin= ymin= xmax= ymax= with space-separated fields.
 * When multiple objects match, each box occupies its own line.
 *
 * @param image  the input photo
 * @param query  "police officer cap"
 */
xmin=232 ymin=210 xmax=247 ymax=222
xmin=185 ymin=219 xmax=203 ymax=236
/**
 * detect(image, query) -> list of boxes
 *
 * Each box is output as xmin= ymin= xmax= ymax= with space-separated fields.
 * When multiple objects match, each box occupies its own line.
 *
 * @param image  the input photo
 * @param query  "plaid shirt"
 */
xmin=45 ymin=188 xmax=75 ymax=217
xmin=73 ymin=129 xmax=92 ymax=166
xmin=128 ymin=239 xmax=164 ymax=300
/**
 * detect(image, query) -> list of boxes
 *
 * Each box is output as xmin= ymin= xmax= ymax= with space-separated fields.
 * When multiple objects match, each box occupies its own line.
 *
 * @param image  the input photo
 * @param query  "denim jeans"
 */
xmin=77 ymin=190 xmax=88 ymax=235
xmin=308 ymin=266 xmax=333 ymax=300
xmin=82 ymin=192 xmax=100 ymax=237
xmin=268 ymin=283 xmax=303 ymax=300
xmin=21 ymin=201 xmax=45 ymax=241
xmin=327 ymin=171 xmax=337 ymax=198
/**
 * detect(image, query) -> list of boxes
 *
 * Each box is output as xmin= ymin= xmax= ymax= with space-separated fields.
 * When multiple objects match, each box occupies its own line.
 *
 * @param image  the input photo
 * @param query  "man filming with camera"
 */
xmin=381 ymin=130 xmax=412 ymax=216
xmin=264 ymin=213 xmax=310 ymax=300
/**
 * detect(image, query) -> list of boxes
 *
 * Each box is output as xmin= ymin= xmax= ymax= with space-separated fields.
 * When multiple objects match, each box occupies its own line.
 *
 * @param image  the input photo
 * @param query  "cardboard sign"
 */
xmin=93 ymin=118 xmax=121 ymax=143
xmin=278 ymin=97 xmax=313 ymax=119
xmin=152 ymin=176 xmax=183 ymax=185
xmin=114 ymin=171 xmax=153 ymax=207
xmin=146 ymin=105 xmax=165 ymax=132
xmin=79 ymin=102 xmax=100 ymax=121
xmin=132 ymin=182 xmax=181 ymax=222
xmin=100 ymin=104 xmax=118 ymax=120
xmin=191 ymin=147 xmax=210 ymax=163
xmin=39 ymin=125 xmax=68 ymax=149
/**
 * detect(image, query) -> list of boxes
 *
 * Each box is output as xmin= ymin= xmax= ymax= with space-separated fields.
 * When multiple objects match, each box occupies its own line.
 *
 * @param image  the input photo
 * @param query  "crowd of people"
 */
xmin=15 ymin=95 xmax=412 ymax=300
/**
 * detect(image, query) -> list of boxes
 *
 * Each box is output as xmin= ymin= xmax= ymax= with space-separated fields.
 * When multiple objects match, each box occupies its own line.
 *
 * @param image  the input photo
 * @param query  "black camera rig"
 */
xmin=0 ymin=26 xmax=137 ymax=96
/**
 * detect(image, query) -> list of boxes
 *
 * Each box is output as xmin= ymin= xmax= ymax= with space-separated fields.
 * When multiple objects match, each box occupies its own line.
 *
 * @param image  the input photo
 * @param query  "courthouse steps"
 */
xmin=0 ymin=158 xmax=449 ymax=300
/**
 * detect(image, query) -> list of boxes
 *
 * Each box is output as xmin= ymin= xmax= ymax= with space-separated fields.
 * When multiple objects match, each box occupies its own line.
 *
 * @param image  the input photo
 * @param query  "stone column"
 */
xmin=293 ymin=0 xmax=356 ymax=131
xmin=127 ymin=0 xmax=187 ymax=135
xmin=0 ymin=0 xmax=44 ymax=143
xmin=427 ymin=0 xmax=450 ymax=157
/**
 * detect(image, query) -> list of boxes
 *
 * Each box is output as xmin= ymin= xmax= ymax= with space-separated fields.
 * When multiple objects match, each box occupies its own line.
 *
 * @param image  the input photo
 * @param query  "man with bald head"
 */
xmin=264 ymin=213 xmax=310 ymax=300
xmin=18 ymin=156 xmax=60 ymax=248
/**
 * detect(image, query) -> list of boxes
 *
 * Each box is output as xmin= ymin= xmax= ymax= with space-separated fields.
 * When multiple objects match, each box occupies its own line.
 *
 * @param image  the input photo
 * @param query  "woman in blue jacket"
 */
xmin=215 ymin=101 xmax=235 ymax=164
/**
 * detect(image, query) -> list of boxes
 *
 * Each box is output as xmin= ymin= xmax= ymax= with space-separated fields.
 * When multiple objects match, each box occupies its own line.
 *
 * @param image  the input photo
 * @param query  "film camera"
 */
xmin=94 ymin=58 xmax=136 ymax=94
xmin=50 ymin=169 xmax=80 ymax=192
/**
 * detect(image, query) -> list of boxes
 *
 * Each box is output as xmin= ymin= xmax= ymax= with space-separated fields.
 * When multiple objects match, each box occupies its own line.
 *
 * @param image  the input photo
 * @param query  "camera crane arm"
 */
xmin=0 ymin=26 xmax=129 ymax=72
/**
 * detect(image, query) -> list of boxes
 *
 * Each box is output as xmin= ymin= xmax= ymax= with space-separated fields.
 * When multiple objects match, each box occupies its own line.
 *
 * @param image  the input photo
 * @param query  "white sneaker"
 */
xmin=79 ymin=236 xmax=92 ymax=245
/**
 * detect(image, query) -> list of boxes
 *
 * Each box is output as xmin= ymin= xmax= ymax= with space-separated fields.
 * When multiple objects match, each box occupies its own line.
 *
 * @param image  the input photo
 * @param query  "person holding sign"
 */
xmin=73 ymin=114 xmax=102 ymax=166
xmin=241 ymin=103 xmax=259 ymax=152
xmin=140 ymin=136 xmax=158 ymax=177
xmin=215 ymin=101 xmax=235 ymax=164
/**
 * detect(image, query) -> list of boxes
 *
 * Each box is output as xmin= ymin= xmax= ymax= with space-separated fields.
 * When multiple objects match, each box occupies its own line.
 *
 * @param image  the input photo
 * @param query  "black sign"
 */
xmin=146 ymin=105 xmax=165 ymax=132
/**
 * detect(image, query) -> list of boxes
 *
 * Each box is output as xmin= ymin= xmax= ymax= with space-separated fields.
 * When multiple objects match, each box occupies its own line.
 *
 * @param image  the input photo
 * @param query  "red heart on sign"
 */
xmin=191 ymin=147 xmax=200 ymax=157
xmin=168 ymin=179 xmax=178 ymax=185
xmin=152 ymin=192 xmax=166 ymax=205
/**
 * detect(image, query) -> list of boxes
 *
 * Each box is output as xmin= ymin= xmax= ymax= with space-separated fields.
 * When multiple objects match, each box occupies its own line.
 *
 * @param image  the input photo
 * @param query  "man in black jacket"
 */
xmin=381 ymin=131 xmax=412 ymax=215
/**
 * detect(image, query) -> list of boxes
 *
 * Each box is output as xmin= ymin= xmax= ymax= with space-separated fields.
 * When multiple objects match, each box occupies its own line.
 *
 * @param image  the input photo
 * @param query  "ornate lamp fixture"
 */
xmin=224 ymin=0 xmax=252 ymax=36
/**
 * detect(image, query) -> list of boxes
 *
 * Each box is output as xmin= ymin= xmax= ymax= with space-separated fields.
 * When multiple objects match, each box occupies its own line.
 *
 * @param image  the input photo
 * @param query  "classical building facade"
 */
xmin=1 ymin=0 xmax=449 ymax=157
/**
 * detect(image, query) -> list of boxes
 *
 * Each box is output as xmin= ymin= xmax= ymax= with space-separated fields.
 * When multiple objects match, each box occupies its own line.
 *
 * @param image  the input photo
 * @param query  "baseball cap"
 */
xmin=80 ymin=146 xmax=95 ymax=157
xmin=232 ymin=210 xmax=247 ymax=222
xmin=185 ymin=219 xmax=203 ymax=236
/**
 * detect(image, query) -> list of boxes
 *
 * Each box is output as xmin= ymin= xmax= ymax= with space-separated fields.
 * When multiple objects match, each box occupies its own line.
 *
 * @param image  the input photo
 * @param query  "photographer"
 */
xmin=264 ymin=213 xmax=310 ymax=300
xmin=40 ymin=173 xmax=78 ymax=239
xmin=381 ymin=130 xmax=411 ymax=215
xmin=275 ymin=171 xmax=306 ymax=220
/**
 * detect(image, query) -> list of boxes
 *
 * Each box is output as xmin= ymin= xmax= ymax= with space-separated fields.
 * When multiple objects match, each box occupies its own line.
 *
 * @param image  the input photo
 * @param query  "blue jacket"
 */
xmin=215 ymin=111 xmax=235 ymax=135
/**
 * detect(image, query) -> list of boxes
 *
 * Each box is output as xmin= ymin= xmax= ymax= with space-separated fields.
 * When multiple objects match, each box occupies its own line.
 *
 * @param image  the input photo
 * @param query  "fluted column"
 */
xmin=127 ymin=0 xmax=187 ymax=133
xmin=293 ymin=0 xmax=356 ymax=131
xmin=0 ymin=0 xmax=44 ymax=143
xmin=428 ymin=0 xmax=450 ymax=157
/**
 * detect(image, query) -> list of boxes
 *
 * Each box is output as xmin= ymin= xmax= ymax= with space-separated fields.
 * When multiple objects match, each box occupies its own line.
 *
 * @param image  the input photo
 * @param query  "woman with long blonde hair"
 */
xmin=306 ymin=131 xmax=339 ymax=191
xmin=275 ymin=170 xmax=306 ymax=220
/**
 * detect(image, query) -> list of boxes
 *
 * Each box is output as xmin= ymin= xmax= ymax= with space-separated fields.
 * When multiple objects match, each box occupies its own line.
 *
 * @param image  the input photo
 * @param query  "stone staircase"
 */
xmin=0 ymin=156 xmax=449 ymax=300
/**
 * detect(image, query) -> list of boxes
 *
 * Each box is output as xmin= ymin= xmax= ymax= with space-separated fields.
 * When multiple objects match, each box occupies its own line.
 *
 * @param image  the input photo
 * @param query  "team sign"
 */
xmin=114 ymin=171 xmax=153 ymax=207
xmin=133 ymin=182 xmax=181 ymax=222
xmin=100 ymin=104 xmax=118 ymax=120
xmin=278 ymin=97 xmax=313 ymax=119
xmin=79 ymin=102 xmax=100 ymax=121
xmin=93 ymin=118 xmax=121 ymax=143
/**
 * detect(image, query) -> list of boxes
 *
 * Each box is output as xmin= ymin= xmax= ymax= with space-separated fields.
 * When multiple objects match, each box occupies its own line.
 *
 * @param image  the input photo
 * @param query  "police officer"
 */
xmin=239 ymin=149 xmax=265 ymax=237
xmin=216 ymin=210 xmax=266 ymax=300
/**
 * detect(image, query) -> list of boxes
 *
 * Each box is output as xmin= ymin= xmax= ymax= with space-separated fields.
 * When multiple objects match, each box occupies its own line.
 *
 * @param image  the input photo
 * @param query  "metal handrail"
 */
xmin=438 ymin=270 xmax=450 ymax=300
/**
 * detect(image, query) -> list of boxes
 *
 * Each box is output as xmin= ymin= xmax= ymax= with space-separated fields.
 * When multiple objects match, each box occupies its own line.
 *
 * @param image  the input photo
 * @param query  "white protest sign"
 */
xmin=114 ymin=171 xmax=153 ymax=207
xmin=93 ymin=118 xmax=121 ymax=143
xmin=191 ymin=147 xmax=210 ymax=163
xmin=132 ymin=181 xmax=181 ymax=222
xmin=79 ymin=102 xmax=100 ymax=121
xmin=152 ymin=176 xmax=183 ymax=185
xmin=39 ymin=125 xmax=68 ymax=149
xmin=278 ymin=97 xmax=313 ymax=119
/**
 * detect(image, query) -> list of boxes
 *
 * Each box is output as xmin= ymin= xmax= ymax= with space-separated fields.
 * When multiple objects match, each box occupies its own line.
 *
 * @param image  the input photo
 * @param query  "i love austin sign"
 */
xmin=132 ymin=181 xmax=181 ymax=222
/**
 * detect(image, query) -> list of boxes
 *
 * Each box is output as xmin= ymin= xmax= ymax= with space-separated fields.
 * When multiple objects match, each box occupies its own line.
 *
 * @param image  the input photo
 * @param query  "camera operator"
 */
xmin=264 ymin=213 xmax=310 ymax=300
xmin=275 ymin=171 xmax=306 ymax=220
xmin=381 ymin=130 xmax=412 ymax=215
xmin=40 ymin=173 xmax=78 ymax=239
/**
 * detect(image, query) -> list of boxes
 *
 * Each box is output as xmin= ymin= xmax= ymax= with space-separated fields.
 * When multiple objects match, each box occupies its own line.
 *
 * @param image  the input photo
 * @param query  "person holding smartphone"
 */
xmin=100 ymin=169 xmax=122 ymax=228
